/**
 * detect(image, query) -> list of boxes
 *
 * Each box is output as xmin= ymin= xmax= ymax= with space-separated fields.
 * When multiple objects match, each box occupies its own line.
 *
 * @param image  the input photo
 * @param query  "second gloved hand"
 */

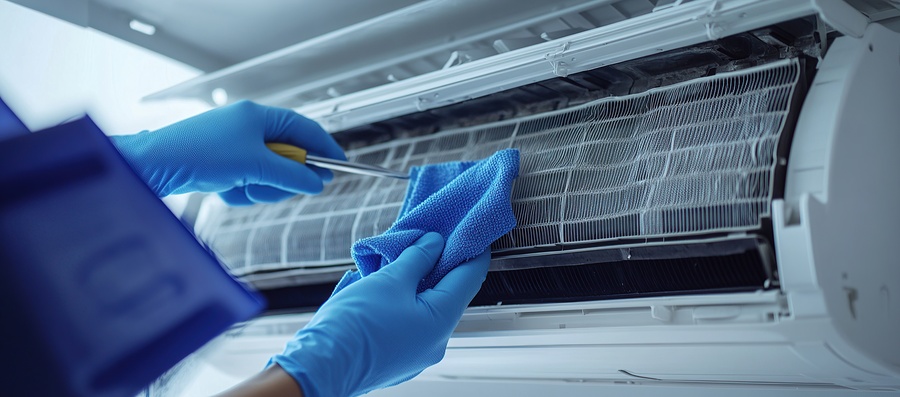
xmin=271 ymin=232 xmax=490 ymax=397
xmin=111 ymin=101 xmax=346 ymax=205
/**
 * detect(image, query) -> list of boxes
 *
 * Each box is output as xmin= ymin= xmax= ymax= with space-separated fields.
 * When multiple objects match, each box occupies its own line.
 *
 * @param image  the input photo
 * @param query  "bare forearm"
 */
xmin=214 ymin=364 xmax=303 ymax=397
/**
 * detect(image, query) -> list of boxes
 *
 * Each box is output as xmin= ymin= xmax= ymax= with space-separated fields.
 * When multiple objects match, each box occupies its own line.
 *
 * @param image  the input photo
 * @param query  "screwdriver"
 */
xmin=266 ymin=143 xmax=409 ymax=180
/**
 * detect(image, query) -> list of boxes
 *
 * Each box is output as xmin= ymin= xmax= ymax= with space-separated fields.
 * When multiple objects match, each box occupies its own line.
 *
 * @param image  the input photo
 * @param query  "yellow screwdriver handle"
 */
xmin=266 ymin=143 xmax=308 ymax=164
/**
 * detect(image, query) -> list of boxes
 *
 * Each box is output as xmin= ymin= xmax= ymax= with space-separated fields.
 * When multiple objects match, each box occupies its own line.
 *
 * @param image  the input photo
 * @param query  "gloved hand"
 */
xmin=271 ymin=232 xmax=490 ymax=397
xmin=111 ymin=100 xmax=346 ymax=205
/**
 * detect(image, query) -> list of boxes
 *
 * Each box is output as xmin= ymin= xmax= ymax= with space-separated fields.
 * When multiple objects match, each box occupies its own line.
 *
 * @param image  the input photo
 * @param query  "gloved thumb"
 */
xmin=381 ymin=232 xmax=445 ymax=288
xmin=420 ymin=249 xmax=490 ymax=315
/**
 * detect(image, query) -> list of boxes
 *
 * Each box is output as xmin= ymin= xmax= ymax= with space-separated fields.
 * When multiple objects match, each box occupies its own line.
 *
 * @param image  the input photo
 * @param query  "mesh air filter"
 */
xmin=197 ymin=59 xmax=800 ymax=276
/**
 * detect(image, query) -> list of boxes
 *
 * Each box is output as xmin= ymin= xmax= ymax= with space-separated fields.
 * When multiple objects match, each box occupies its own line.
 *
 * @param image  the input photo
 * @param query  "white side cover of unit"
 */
xmin=774 ymin=20 xmax=900 ymax=385
xmin=174 ymin=23 xmax=900 ymax=396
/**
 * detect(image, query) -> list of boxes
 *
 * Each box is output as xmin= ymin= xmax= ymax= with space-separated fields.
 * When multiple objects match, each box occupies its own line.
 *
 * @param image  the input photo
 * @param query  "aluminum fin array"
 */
xmin=197 ymin=59 xmax=800 ymax=277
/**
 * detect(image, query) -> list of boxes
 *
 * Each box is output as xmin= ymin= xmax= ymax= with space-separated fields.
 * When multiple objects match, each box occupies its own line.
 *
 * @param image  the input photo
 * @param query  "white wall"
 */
xmin=0 ymin=0 xmax=216 ymax=212
xmin=0 ymin=0 xmax=210 ymax=135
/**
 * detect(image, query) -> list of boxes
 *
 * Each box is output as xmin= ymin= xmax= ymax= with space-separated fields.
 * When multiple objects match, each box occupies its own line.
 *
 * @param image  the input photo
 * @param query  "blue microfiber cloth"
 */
xmin=335 ymin=148 xmax=520 ymax=293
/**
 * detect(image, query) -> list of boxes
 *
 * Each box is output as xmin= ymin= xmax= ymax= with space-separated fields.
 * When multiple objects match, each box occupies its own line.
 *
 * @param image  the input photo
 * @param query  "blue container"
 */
xmin=0 ymin=111 xmax=265 ymax=397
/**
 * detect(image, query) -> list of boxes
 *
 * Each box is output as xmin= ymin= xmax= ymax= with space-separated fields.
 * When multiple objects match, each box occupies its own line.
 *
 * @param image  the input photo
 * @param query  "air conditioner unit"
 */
xmin=15 ymin=0 xmax=898 ymax=395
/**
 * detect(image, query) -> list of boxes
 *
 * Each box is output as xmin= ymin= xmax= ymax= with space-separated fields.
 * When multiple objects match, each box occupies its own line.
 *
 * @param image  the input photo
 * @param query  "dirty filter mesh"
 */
xmin=198 ymin=59 xmax=800 ymax=276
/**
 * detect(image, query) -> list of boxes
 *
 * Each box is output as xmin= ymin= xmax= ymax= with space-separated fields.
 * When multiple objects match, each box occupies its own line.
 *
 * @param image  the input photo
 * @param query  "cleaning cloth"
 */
xmin=335 ymin=148 xmax=520 ymax=293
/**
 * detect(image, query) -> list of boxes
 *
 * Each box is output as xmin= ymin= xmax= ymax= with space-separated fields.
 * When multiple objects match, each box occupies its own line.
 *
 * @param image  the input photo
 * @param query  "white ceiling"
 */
xmin=11 ymin=0 xmax=424 ymax=71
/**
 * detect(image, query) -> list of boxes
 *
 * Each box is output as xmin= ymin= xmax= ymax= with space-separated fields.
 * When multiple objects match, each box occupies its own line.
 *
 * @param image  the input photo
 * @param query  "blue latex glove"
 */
xmin=111 ymin=101 xmax=346 ymax=205
xmin=271 ymin=232 xmax=490 ymax=397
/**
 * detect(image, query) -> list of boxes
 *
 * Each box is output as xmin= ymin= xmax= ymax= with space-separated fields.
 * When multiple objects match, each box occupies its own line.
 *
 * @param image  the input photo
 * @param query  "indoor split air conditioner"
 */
xmin=12 ymin=0 xmax=899 ymax=395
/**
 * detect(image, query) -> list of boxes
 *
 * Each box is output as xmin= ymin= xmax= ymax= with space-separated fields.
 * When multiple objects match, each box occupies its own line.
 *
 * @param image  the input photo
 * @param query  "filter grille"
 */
xmin=197 ymin=59 xmax=800 ymax=276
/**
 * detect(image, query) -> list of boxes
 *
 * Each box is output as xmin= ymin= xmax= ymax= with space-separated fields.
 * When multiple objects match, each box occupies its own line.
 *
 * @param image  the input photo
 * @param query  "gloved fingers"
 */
xmin=245 ymin=184 xmax=298 ymax=203
xmin=379 ymin=232 xmax=445 ymax=287
xmin=419 ymin=249 xmax=491 ymax=314
xmin=259 ymin=153 xmax=326 ymax=194
xmin=218 ymin=187 xmax=255 ymax=206
xmin=264 ymin=106 xmax=348 ymax=161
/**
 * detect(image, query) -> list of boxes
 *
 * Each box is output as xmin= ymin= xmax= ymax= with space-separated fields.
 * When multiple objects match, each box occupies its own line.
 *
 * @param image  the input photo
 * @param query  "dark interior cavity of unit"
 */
xmin=472 ymin=237 xmax=774 ymax=306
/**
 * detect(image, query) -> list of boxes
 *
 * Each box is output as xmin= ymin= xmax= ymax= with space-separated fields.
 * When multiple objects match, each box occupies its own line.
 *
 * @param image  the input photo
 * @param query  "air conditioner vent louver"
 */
xmin=471 ymin=239 xmax=772 ymax=306
xmin=198 ymin=59 xmax=800 ymax=280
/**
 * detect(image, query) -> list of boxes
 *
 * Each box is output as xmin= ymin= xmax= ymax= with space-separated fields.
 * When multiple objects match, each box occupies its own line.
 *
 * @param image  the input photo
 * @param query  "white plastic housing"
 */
xmin=776 ymin=21 xmax=900 ymax=378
